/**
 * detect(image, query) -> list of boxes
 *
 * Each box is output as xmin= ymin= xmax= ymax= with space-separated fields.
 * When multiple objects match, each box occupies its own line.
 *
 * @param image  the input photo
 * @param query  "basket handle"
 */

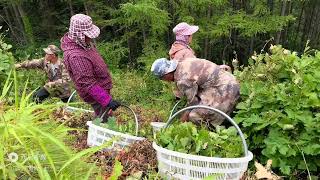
xmin=164 ymin=105 xmax=248 ymax=157
xmin=168 ymin=100 xmax=182 ymax=121
xmin=100 ymin=104 xmax=140 ymax=137
xmin=66 ymin=90 xmax=77 ymax=104
xmin=65 ymin=90 xmax=94 ymax=113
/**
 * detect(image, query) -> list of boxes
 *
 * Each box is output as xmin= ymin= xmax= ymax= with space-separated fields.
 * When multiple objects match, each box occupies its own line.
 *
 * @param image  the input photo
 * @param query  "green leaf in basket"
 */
xmin=106 ymin=117 xmax=118 ymax=131
xmin=92 ymin=118 xmax=102 ymax=125
xmin=180 ymin=137 xmax=190 ymax=148
xmin=195 ymin=139 xmax=203 ymax=153
xmin=202 ymin=174 xmax=219 ymax=180
xmin=167 ymin=143 xmax=175 ymax=150
xmin=155 ymin=122 xmax=244 ymax=158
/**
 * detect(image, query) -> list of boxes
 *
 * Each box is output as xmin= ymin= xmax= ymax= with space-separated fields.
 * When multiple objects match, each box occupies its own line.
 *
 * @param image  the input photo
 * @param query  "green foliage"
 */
xmin=109 ymin=159 xmax=123 ymax=180
xmin=100 ymin=0 xmax=170 ymax=67
xmin=209 ymin=11 xmax=294 ymax=38
xmin=97 ymin=41 xmax=129 ymax=69
xmin=111 ymin=70 xmax=173 ymax=116
xmin=156 ymin=122 xmax=243 ymax=158
xmin=234 ymin=45 xmax=320 ymax=175
xmin=119 ymin=0 xmax=170 ymax=36
xmin=0 ymin=33 xmax=14 ymax=91
xmin=93 ymin=116 xmax=131 ymax=133
xmin=0 ymin=73 xmax=113 ymax=179
xmin=21 ymin=14 xmax=35 ymax=46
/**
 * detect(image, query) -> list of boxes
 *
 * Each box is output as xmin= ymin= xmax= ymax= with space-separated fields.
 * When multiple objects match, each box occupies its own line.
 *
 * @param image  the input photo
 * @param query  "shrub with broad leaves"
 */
xmin=235 ymin=45 xmax=320 ymax=175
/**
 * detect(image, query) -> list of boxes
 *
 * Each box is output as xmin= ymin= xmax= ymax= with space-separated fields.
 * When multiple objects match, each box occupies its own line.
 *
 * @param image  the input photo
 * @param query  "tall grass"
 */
xmin=0 ymin=70 xmax=113 ymax=179
xmin=111 ymin=69 xmax=176 ymax=120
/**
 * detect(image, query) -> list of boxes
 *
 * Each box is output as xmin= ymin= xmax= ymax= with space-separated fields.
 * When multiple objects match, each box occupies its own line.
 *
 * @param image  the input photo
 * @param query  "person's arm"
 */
xmin=43 ymin=64 xmax=71 ymax=93
xmin=176 ymin=79 xmax=199 ymax=122
xmin=176 ymin=79 xmax=199 ymax=106
xmin=68 ymin=56 xmax=111 ymax=107
xmin=15 ymin=58 xmax=44 ymax=70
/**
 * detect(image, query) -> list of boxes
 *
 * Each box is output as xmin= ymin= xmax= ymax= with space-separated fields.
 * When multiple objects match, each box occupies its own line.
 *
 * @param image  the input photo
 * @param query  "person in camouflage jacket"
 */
xmin=15 ymin=45 xmax=71 ymax=103
xmin=151 ymin=58 xmax=240 ymax=126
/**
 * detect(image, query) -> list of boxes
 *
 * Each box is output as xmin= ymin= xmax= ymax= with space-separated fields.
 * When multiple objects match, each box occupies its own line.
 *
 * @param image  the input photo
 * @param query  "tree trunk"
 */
xmin=68 ymin=0 xmax=74 ymax=16
xmin=295 ymin=0 xmax=305 ymax=43
xmin=3 ymin=7 xmax=19 ymax=43
xmin=84 ymin=1 xmax=90 ymax=16
xmin=307 ymin=2 xmax=316 ymax=40
xmin=40 ymin=0 xmax=54 ymax=39
xmin=142 ymin=28 xmax=147 ymax=43
xmin=11 ymin=3 xmax=27 ymax=44
xmin=275 ymin=0 xmax=287 ymax=44
xmin=300 ymin=3 xmax=310 ymax=50
xmin=267 ymin=0 xmax=274 ymax=14
xmin=167 ymin=0 xmax=173 ymax=46
xmin=282 ymin=0 xmax=291 ymax=45
xmin=308 ymin=2 xmax=319 ymax=45
xmin=203 ymin=6 xmax=212 ymax=59
xmin=249 ymin=36 xmax=254 ymax=55
xmin=16 ymin=3 xmax=35 ymax=46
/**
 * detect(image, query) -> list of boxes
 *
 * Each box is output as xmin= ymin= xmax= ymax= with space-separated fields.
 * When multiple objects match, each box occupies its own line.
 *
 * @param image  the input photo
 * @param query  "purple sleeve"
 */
xmin=89 ymin=85 xmax=112 ymax=107
xmin=69 ymin=56 xmax=111 ymax=106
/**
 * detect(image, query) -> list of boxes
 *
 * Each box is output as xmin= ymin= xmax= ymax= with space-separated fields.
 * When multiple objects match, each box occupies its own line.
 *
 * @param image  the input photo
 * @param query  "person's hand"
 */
xmin=15 ymin=64 xmax=22 ymax=69
xmin=107 ymin=99 xmax=121 ymax=111
xmin=219 ymin=65 xmax=231 ymax=72
xmin=44 ymin=82 xmax=55 ymax=89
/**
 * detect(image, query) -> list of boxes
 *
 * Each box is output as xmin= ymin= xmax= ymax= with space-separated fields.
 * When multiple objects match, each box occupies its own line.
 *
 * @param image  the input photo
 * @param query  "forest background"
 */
xmin=1 ymin=0 xmax=319 ymax=68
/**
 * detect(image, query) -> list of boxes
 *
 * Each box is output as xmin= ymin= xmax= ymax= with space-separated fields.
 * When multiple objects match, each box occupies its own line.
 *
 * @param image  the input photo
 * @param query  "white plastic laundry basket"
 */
xmin=86 ymin=121 xmax=145 ymax=148
xmin=153 ymin=105 xmax=253 ymax=180
xmin=86 ymin=105 xmax=145 ymax=148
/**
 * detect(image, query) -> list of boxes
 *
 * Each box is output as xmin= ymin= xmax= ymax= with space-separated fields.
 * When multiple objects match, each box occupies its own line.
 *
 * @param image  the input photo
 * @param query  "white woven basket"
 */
xmin=86 ymin=104 xmax=145 ymax=148
xmin=87 ymin=121 xmax=145 ymax=148
xmin=153 ymin=142 xmax=253 ymax=180
xmin=153 ymin=105 xmax=253 ymax=180
xmin=65 ymin=91 xmax=145 ymax=148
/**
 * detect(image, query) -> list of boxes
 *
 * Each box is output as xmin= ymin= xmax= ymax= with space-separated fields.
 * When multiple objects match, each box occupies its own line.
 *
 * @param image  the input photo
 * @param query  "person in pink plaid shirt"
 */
xmin=61 ymin=14 xmax=120 ymax=121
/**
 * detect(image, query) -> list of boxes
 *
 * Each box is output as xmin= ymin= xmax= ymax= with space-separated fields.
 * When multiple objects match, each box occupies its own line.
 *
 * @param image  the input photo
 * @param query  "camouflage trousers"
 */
xmin=188 ymin=83 xmax=240 ymax=127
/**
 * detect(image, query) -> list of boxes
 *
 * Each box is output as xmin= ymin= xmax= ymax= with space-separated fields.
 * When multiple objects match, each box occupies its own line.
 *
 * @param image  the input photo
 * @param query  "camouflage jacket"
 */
xmin=17 ymin=58 xmax=71 ymax=98
xmin=174 ymin=58 xmax=239 ymax=106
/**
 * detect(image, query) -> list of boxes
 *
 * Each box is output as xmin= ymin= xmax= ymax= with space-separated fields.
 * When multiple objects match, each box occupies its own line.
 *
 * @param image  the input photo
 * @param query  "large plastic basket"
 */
xmin=153 ymin=105 xmax=253 ymax=180
xmin=87 ymin=105 xmax=145 ymax=148
xmin=87 ymin=121 xmax=145 ymax=148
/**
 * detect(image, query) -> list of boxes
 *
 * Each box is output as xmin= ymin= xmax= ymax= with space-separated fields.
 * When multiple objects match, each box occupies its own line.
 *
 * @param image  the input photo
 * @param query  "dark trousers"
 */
xmin=33 ymin=87 xmax=69 ymax=103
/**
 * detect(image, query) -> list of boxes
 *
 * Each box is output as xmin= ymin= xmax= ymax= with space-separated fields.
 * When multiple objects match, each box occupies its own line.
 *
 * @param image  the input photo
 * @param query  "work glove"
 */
xmin=107 ymin=99 xmax=121 ymax=111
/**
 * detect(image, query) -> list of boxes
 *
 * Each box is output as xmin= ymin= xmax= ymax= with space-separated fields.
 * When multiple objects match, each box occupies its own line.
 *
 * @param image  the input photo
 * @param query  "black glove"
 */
xmin=107 ymin=99 xmax=121 ymax=111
